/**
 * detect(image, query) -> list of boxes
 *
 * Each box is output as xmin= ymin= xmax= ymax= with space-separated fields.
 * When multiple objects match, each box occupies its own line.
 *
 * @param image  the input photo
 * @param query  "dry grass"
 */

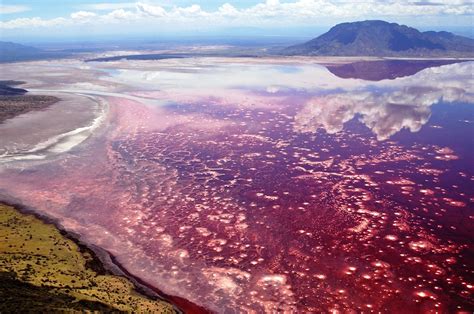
xmin=0 ymin=204 xmax=176 ymax=313
xmin=0 ymin=95 xmax=59 ymax=123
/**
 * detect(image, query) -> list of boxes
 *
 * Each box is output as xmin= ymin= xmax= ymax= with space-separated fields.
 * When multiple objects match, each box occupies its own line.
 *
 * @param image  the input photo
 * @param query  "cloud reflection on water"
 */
xmin=294 ymin=62 xmax=474 ymax=140
xmin=1 ymin=57 xmax=474 ymax=312
xmin=100 ymin=60 xmax=473 ymax=142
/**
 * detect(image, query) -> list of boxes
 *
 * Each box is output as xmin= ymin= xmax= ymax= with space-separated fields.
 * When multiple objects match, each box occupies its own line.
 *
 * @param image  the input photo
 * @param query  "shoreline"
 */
xmin=0 ymin=197 xmax=209 ymax=314
xmin=0 ymin=92 xmax=106 ymax=164
xmin=84 ymin=52 xmax=474 ymax=63
xmin=0 ymin=88 xmax=209 ymax=312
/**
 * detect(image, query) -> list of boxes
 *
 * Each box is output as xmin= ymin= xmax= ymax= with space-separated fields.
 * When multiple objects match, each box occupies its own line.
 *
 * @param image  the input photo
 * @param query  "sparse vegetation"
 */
xmin=0 ymin=95 xmax=59 ymax=123
xmin=0 ymin=204 xmax=176 ymax=313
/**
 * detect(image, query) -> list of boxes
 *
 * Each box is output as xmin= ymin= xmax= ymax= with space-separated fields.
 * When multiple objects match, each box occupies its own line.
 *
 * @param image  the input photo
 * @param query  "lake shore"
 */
xmin=0 ymin=199 xmax=208 ymax=313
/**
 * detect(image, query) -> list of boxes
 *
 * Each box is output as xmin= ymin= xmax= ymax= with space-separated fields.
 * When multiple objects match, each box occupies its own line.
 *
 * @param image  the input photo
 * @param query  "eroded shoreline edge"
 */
xmin=0 ymin=194 xmax=209 ymax=314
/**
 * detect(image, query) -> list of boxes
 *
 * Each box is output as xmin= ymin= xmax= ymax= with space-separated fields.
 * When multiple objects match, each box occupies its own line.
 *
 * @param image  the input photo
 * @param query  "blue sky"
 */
xmin=1 ymin=1 xmax=473 ymax=41
xmin=0 ymin=0 xmax=264 ymax=18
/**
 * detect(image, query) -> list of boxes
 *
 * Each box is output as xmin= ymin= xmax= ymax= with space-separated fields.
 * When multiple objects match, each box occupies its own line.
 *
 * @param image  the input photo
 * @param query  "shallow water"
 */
xmin=0 ymin=58 xmax=473 ymax=312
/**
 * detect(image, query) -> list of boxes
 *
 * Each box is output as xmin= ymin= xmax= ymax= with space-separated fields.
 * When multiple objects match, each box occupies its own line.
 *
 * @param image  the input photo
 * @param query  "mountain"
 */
xmin=0 ymin=41 xmax=69 ymax=63
xmin=283 ymin=20 xmax=474 ymax=57
xmin=0 ymin=41 xmax=42 ymax=62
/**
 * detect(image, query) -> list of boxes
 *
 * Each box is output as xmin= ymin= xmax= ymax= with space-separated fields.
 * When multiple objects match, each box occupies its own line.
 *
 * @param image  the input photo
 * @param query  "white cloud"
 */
xmin=136 ymin=2 xmax=167 ymax=17
xmin=71 ymin=11 xmax=97 ymax=20
xmin=294 ymin=62 xmax=474 ymax=140
xmin=0 ymin=17 xmax=67 ymax=29
xmin=79 ymin=2 xmax=137 ymax=11
xmin=172 ymin=5 xmax=207 ymax=18
xmin=105 ymin=9 xmax=137 ymax=20
xmin=218 ymin=3 xmax=239 ymax=17
xmin=0 ymin=4 xmax=31 ymax=14
xmin=294 ymin=91 xmax=437 ymax=140
xmin=1 ymin=0 xmax=473 ymax=29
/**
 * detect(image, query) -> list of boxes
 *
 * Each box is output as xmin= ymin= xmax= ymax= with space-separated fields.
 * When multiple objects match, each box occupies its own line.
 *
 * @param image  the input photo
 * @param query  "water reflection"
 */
xmin=325 ymin=60 xmax=460 ymax=81
xmin=0 ymin=58 xmax=473 ymax=313
xmin=296 ymin=62 xmax=473 ymax=140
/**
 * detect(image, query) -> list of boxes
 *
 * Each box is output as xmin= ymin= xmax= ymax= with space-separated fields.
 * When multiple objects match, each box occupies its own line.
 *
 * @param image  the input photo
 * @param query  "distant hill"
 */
xmin=0 ymin=41 xmax=69 ymax=63
xmin=283 ymin=20 xmax=474 ymax=57
xmin=0 ymin=41 xmax=41 ymax=62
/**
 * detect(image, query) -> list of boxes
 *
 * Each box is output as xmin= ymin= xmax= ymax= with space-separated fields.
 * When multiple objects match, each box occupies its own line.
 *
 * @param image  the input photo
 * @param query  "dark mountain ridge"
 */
xmin=284 ymin=20 xmax=474 ymax=57
xmin=0 ymin=41 xmax=70 ymax=63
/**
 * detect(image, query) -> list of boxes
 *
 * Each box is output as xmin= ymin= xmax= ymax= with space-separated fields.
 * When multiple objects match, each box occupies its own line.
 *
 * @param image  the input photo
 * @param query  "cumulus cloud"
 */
xmin=173 ymin=5 xmax=207 ymax=18
xmin=136 ymin=2 xmax=167 ymax=17
xmin=218 ymin=3 xmax=240 ymax=17
xmin=1 ymin=0 xmax=473 ymax=29
xmin=71 ymin=11 xmax=97 ymax=20
xmin=0 ymin=17 xmax=68 ymax=29
xmin=294 ymin=62 xmax=474 ymax=140
xmin=78 ymin=2 xmax=137 ymax=11
xmin=294 ymin=92 xmax=434 ymax=140
xmin=105 ymin=9 xmax=137 ymax=20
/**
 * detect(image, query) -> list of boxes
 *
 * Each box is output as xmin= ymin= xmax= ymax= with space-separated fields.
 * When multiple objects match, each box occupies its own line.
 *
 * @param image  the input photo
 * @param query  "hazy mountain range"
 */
xmin=0 ymin=41 xmax=69 ymax=63
xmin=1 ymin=20 xmax=473 ymax=62
xmin=283 ymin=20 xmax=474 ymax=57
